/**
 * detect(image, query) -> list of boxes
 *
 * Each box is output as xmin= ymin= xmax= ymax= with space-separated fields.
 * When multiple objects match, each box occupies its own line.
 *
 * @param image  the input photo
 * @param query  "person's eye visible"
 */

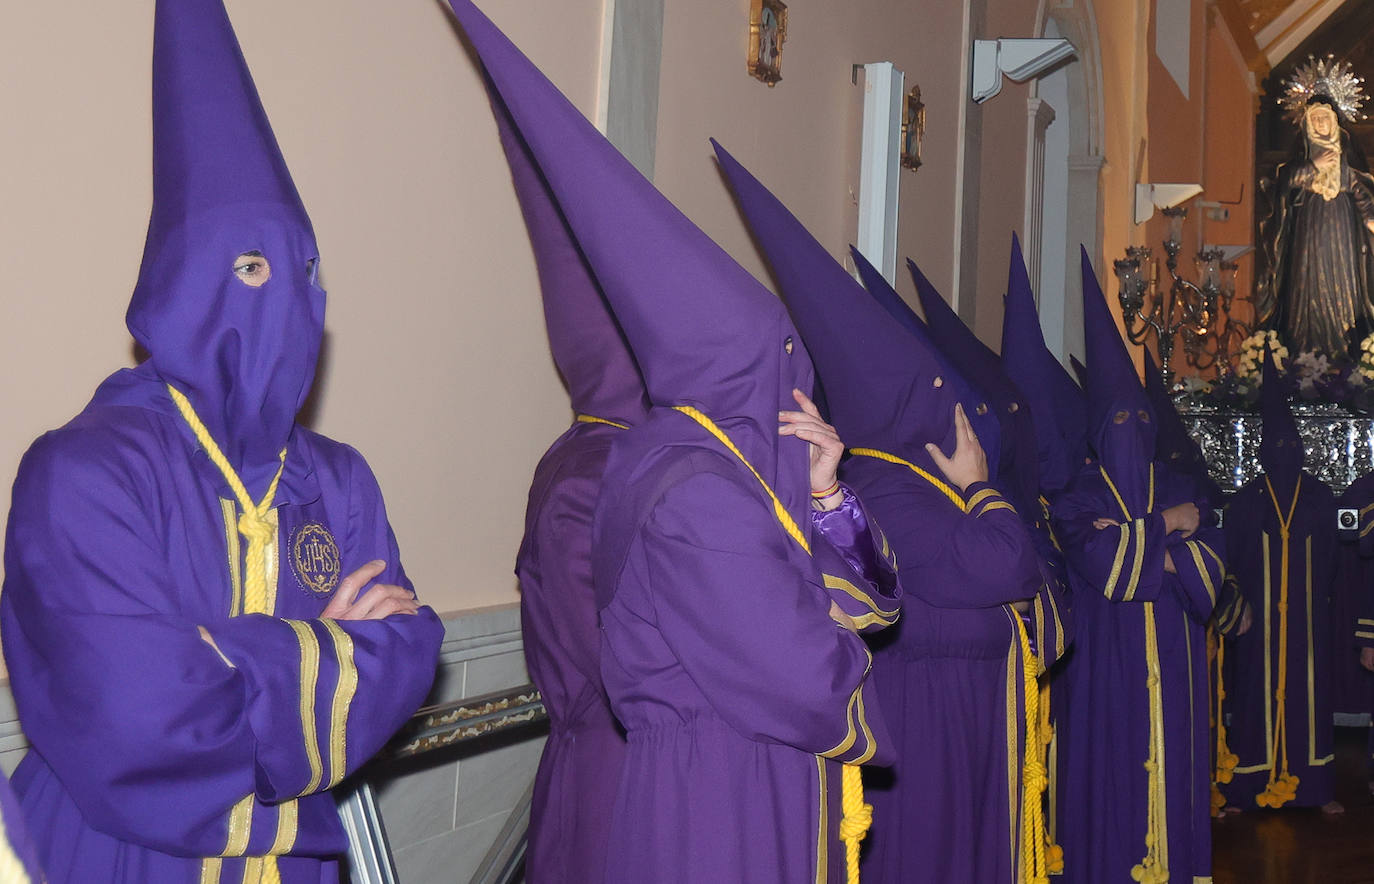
xmin=232 ymin=251 xmax=271 ymax=287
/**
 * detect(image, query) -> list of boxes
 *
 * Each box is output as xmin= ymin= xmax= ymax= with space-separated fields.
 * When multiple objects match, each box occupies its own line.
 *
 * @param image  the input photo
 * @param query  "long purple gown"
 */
xmin=441 ymin=6 xmax=901 ymax=882
xmin=484 ymin=55 xmax=650 ymax=884
xmin=0 ymin=2 xmax=444 ymax=880
xmin=1222 ymin=355 xmax=1337 ymax=809
xmin=710 ymin=144 xmax=1048 ymax=884
xmin=1055 ymin=252 xmax=1223 ymax=884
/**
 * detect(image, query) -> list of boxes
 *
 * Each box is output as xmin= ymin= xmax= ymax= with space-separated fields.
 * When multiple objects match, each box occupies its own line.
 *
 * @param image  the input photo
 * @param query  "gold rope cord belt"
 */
xmin=847 ymin=446 xmax=1049 ymax=881
xmin=169 ymin=385 xmax=289 ymax=884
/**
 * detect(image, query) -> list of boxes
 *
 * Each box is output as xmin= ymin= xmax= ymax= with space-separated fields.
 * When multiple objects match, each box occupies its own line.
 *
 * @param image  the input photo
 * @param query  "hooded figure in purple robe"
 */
xmin=487 ymin=59 xmax=650 ymax=884
xmin=712 ymin=142 xmax=1049 ymax=884
xmin=1052 ymin=249 xmax=1224 ymax=884
xmin=0 ymin=1 xmax=444 ymax=880
xmin=1142 ymin=349 xmax=1224 ymax=508
xmin=442 ymin=5 xmax=901 ymax=883
xmin=906 ymin=246 xmax=1072 ymax=670
xmin=1000 ymin=235 xmax=1090 ymax=500
xmin=1222 ymin=350 xmax=1339 ymax=811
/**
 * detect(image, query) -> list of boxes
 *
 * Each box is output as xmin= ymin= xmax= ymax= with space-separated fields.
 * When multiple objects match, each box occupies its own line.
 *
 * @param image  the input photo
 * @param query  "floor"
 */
xmin=1212 ymin=726 xmax=1374 ymax=884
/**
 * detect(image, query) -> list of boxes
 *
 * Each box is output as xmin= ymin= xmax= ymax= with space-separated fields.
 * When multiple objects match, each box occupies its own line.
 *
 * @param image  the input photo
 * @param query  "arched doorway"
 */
xmin=1025 ymin=0 xmax=1104 ymax=365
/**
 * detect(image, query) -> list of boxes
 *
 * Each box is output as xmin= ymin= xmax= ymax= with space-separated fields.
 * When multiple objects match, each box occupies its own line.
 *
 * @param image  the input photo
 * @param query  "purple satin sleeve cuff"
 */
xmin=810 ymin=485 xmax=884 ymax=585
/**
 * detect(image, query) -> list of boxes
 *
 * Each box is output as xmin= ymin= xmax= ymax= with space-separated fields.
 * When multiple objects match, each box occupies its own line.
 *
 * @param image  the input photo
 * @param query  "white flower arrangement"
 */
xmin=1358 ymin=334 xmax=1374 ymax=381
xmin=1235 ymin=330 xmax=1288 ymax=380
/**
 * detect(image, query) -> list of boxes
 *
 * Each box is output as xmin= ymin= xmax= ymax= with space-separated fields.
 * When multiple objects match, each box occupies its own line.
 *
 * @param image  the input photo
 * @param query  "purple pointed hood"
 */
xmin=849 ymin=248 xmax=1002 ymax=471
xmin=126 ymin=0 xmax=325 ymax=496
xmin=1082 ymin=247 xmax=1156 ymax=513
xmin=485 ymin=76 xmax=647 ymax=427
xmin=710 ymin=141 xmax=981 ymax=474
xmin=910 ymin=255 xmax=1038 ymax=511
xmin=1260 ymin=346 xmax=1304 ymax=487
xmin=446 ymin=1 xmax=812 ymax=518
xmin=1143 ymin=349 xmax=1221 ymax=503
xmin=1001 ymin=234 xmax=1088 ymax=494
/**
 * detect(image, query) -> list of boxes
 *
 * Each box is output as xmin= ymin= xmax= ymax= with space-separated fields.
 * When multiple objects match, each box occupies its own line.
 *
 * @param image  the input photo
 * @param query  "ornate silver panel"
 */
xmin=1179 ymin=401 xmax=1374 ymax=495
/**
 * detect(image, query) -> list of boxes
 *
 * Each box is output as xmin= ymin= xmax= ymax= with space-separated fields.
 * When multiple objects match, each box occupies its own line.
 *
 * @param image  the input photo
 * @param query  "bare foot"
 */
xmin=1223 ymin=805 xmax=1243 ymax=814
xmin=1321 ymin=800 xmax=1345 ymax=815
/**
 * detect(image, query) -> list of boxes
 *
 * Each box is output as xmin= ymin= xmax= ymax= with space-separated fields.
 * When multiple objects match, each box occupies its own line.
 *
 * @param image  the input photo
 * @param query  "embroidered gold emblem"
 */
xmin=291 ymin=523 xmax=341 ymax=596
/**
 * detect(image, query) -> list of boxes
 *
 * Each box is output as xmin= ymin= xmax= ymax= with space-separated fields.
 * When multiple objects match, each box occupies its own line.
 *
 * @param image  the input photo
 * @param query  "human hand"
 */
xmin=1162 ymin=502 xmax=1200 ymax=538
xmin=1093 ymin=518 xmax=1121 ymax=530
xmin=1164 ymin=549 xmax=1178 ymax=574
xmin=1362 ymin=647 xmax=1374 ymax=673
xmin=829 ymin=600 xmax=860 ymax=632
xmin=925 ymin=403 xmax=988 ymax=492
xmin=322 ymin=560 xmax=420 ymax=621
xmin=1236 ymin=603 xmax=1254 ymax=637
xmin=779 ymin=388 xmax=845 ymax=510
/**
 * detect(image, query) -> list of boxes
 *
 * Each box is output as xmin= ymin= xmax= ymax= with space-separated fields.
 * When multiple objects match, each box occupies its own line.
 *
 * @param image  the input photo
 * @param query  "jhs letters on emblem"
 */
xmin=291 ymin=522 xmax=341 ymax=596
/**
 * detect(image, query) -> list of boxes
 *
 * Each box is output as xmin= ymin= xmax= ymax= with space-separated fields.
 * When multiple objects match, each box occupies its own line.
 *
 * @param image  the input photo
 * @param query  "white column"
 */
xmin=855 ymin=62 xmax=905 ymax=284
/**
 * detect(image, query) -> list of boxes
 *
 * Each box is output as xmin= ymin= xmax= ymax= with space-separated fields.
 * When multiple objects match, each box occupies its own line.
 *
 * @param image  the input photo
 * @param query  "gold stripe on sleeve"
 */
xmin=221 ymin=499 xmax=243 ymax=617
xmin=321 ymin=619 xmax=360 ymax=788
xmin=268 ymin=800 xmax=299 ymax=855
xmin=200 ymin=858 xmax=223 ymax=884
xmin=1186 ymin=542 xmax=1217 ymax=605
xmin=852 ymin=684 xmax=878 ymax=765
xmin=966 ymin=488 xmax=999 ymax=512
xmin=823 ymin=573 xmax=899 ymax=618
xmin=979 ymin=501 xmax=1018 ymax=516
xmin=1357 ymin=619 xmax=1374 ymax=627
xmin=819 ymin=691 xmax=860 ymax=759
xmin=223 ymin=794 xmax=254 ymax=856
xmin=1123 ymin=519 xmax=1146 ymax=602
xmin=284 ymin=620 xmax=324 ymax=795
xmin=1355 ymin=631 xmax=1374 ymax=640
xmin=1104 ymin=525 xmax=1130 ymax=600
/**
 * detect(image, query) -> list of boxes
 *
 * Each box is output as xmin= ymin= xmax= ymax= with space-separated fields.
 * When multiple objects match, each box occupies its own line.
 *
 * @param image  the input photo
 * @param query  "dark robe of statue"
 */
xmin=1259 ymin=98 xmax=1374 ymax=356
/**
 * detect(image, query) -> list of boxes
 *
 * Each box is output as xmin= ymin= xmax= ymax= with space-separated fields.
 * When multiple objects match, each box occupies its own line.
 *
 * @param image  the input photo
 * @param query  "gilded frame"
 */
xmin=748 ymin=0 xmax=788 ymax=87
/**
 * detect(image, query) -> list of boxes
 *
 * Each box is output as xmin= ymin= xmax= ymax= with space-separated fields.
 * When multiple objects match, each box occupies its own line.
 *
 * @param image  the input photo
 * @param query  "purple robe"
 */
xmin=516 ymin=422 xmax=629 ymax=884
xmin=492 ymin=38 xmax=648 ymax=878
xmin=1334 ymin=472 xmax=1374 ymax=718
xmin=1055 ymin=463 xmax=1223 ymax=883
xmin=1221 ymin=472 xmax=1338 ymax=807
xmin=1 ymin=365 xmax=443 ymax=883
xmin=0 ymin=1 xmax=443 ymax=879
xmin=593 ymin=417 xmax=899 ymax=884
xmin=845 ymin=463 xmax=1046 ymax=884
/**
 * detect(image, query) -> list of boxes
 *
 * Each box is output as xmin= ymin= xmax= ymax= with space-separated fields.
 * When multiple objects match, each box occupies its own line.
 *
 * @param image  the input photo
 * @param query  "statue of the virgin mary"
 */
xmin=1258 ymin=56 xmax=1374 ymax=357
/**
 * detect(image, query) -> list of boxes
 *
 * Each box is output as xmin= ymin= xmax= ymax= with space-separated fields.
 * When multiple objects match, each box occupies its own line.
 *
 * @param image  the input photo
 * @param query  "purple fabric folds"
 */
xmin=709 ymin=141 xmax=1045 ymax=882
xmin=1 ymin=0 xmax=443 ymax=880
xmin=1220 ymin=350 xmax=1336 ymax=808
xmin=442 ymin=4 xmax=899 ymax=882
xmin=1054 ymin=253 xmax=1222 ymax=882
xmin=485 ymin=24 xmax=648 ymax=881
xmin=1000 ymin=234 xmax=1088 ymax=496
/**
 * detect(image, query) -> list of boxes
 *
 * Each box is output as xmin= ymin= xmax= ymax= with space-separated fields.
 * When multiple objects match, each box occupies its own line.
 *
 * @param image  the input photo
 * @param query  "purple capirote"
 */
xmin=441 ymin=3 xmax=901 ymax=882
xmin=710 ymin=140 xmax=1049 ymax=882
xmin=0 ymin=0 xmax=442 ymax=880
xmin=485 ymin=31 xmax=647 ymax=884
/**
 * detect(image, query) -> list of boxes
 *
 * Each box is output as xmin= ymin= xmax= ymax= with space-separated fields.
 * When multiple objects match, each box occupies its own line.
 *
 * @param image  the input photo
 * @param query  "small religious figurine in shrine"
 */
xmin=1258 ymin=56 xmax=1374 ymax=357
